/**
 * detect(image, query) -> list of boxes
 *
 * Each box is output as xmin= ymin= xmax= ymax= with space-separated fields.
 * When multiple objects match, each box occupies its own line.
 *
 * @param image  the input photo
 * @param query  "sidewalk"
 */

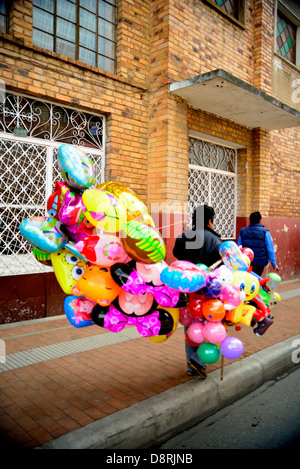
xmin=0 ymin=280 xmax=299 ymax=449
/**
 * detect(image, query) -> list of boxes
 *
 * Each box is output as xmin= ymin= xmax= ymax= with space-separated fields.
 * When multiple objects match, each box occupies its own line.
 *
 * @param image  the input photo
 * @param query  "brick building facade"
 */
xmin=0 ymin=0 xmax=299 ymax=322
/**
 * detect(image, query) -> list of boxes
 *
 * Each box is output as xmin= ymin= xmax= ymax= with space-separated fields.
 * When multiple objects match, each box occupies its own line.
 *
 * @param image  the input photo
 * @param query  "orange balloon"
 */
xmin=202 ymin=299 xmax=226 ymax=322
xmin=72 ymin=265 xmax=122 ymax=306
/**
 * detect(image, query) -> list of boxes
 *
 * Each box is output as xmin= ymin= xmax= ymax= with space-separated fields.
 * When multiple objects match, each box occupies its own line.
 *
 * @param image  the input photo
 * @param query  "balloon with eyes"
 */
xmin=91 ymin=262 xmax=184 ymax=338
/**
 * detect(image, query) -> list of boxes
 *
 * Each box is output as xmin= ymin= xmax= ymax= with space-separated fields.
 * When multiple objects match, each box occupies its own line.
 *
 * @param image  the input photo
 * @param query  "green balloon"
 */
xmin=197 ymin=342 xmax=220 ymax=364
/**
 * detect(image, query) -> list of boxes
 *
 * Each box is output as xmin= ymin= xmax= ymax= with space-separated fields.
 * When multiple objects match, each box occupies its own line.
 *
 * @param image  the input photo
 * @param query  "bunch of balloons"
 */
xmin=19 ymin=143 xmax=282 ymax=365
xmin=167 ymin=240 xmax=282 ymax=365
xmin=19 ymin=144 xmax=183 ymax=341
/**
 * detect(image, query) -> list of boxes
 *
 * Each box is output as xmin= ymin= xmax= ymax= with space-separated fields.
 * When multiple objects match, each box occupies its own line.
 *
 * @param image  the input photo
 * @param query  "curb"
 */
xmin=38 ymin=333 xmax=300 ymax=450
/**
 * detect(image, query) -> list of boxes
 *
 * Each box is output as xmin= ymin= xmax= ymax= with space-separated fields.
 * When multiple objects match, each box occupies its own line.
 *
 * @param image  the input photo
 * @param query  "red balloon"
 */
xmin=241 ymin=247 xmax=254 ymax=262
xmin=185 ymin=333 xmax=200 ymax=347
xmin=187 ymin=295 xmax=204 ymax=319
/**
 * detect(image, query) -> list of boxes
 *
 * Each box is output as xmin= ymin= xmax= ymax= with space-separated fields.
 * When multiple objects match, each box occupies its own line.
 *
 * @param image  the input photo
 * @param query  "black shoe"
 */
xmin=188 ymin=359 xmax=207 ymax=379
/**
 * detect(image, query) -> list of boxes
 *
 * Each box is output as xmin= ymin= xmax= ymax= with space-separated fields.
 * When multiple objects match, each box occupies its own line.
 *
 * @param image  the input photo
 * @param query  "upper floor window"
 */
xmin=204 ymin=0 xmax=246 ymax=27
xmin=0 ymin=0 xmax=9 ymax=34
xmin=276 ymin=0 xmax=300 ymax=68
xmin=32 ymin=0 xmax=117 ymax=74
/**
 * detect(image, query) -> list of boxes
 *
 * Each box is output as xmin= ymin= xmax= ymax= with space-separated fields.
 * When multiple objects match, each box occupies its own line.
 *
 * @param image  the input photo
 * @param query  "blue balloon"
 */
xmin=19 ymin=216 xmax=68 ymax=252
xmin=64 ymin=295 xmax=95 ymax=328
xmin=57 ymin=144 xmax=95 ymax=189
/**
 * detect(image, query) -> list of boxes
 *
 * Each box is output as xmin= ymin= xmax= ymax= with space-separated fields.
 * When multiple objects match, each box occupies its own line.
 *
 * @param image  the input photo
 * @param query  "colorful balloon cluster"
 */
xmin=19 ymin=144 xmax=282 ymax=366
xmin=173 ymin=240 xmax=282 ymax=364
xmin=19 ymin=144 xmax=181 ymax=340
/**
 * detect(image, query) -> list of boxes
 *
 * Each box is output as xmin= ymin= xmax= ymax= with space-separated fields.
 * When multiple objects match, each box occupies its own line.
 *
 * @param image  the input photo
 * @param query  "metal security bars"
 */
xmin=0 ymin=93 xmax=105 ymax=277
xmin=188 ymin=137 xmax=237 ymax=239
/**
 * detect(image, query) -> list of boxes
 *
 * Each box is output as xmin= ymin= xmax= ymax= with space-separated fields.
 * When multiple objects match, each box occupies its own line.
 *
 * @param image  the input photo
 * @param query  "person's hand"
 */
xmin=273 ymin=266 xmax=279 ymax=272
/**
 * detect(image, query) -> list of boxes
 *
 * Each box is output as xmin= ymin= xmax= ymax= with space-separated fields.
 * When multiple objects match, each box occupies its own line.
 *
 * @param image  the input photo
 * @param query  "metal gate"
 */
xmin=188 ymin=137 xmax=237 ymax=239
xmin=0 ymin=93 xmax=105 ymax=277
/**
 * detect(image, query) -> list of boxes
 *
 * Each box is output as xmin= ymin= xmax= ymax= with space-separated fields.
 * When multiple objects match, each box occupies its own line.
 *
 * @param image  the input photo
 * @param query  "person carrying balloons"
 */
xmin=173 ymin=205 xmax=223 ymax=379
xmin=238 ymin=211 xmax=279 ymax=277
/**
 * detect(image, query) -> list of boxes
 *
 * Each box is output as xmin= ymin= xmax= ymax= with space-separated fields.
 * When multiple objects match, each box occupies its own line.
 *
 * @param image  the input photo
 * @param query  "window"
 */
xmin=32 ymin=0 xmax=117 ymax=74
xmin=276 ymin=1 xmax=300 ymax=67
xmin=0 ymin=93 xmax=105 ymax=276
xmin=188 ymin=137 xmax=237 ymax=239
xmin=204 ymin=0 xmax=246 ymax=27
xmin=0 ymin=0 xmax=9 ymax=34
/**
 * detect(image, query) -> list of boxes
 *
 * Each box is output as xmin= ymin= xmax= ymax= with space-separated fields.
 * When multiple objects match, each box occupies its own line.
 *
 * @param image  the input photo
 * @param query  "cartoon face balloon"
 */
xmin=19 ymin=216 xmax=68 ymax=252
xmin=57 ymin=144 xmax=95 ymax=189
xmin=232 ymin=271 xmax=260 ymax=301
xmin=51 ymin=248 xmax=88 ymax=295
xmin=72 ymin=265 xmax=122 ymax=306
xmin=64 ymin=295 xmax=95 ymax=328
xmin=118 ymin=290 xmax=154 ymax=316
xmin=75 ymin=233 xmax=130 ymax=266
xmin=82 ymin=188 xmax=127 ymax=232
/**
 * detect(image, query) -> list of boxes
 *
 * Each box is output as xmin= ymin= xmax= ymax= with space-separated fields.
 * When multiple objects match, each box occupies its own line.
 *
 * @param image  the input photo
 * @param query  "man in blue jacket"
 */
xmin=238 ymin=211 xmax=279 ymax=277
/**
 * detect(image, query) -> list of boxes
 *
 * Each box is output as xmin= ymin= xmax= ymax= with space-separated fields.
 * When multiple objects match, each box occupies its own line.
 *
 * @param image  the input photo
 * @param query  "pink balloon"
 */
xmin=203 ymin=322 xmax=227 ymax=344
xmin=186 ymin=322 xmax=205 ymax=345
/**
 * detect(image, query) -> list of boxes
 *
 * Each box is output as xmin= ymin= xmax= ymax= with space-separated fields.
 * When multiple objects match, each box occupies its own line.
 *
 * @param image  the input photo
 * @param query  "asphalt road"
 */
xmin=159 ymin=366 xmax=300 ymax=449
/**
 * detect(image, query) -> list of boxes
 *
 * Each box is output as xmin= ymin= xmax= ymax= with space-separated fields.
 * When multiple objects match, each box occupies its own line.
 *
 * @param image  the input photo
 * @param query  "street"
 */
xmin=159 ymin=366 xmax=300 ymax=449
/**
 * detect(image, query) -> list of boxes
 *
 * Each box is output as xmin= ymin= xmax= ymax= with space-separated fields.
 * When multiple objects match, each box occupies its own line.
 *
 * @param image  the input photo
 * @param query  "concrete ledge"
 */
xmin=38 ymin=334 xmax=300 ymax=449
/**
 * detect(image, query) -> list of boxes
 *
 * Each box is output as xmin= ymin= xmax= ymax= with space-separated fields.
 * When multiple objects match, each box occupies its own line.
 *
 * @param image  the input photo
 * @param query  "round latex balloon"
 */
xmin=57 ymin=144 xmax=95 ymax=189
xmin=220 ymin=336 xmax=244 ymax=359
xmin=82 ymin=188 xmax=127 ymax=232
xmin=186 ymin=322 xmax=205 ymax=345
xmin=179 ymin=306 xmax=193 ymax=326
xmin=98 ymin=181 xmax=155 ymax=227
xmin=240 ymin=247 xmax=254 ymax=262
xmin=121 ymin=220 xmax=166 ymax=264
xmin=203 ymin=322 xmax=227 ymax=344
xmin=187 ymin=295 xmax=204 ymax=319
xmin=197 ymin=342 xmax=220 ymax=364
xmin=19 ymin=216 xmax=68 ymax=252
xmin=72 ymin=265 xmax=122 ymax=306
xmin=202 ymin=299 xmax=226 ymax=322
xmin=160 ymin=260 xmax=208 ymax=292
xmin=51 ymin=248 xmax=88 ymax=295
xmin=64 ymin=295 xmax=95 ymax=328
xmin=76 ymin=233 xmax=130 ymax=266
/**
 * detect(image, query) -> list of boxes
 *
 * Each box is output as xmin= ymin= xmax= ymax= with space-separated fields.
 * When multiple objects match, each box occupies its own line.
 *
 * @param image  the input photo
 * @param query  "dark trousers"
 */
xmin=251 ymin=265 xmax=265 ymax=277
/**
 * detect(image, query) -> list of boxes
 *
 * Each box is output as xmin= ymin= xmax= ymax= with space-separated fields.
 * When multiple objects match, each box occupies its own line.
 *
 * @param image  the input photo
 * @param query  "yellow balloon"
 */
xmin=51 ymin=248 xmax=88 ymax=295
xmin=98 ymin=181 xmax=155 ymax=227
xmin=82 ymin=188 xmax=127 ymax=232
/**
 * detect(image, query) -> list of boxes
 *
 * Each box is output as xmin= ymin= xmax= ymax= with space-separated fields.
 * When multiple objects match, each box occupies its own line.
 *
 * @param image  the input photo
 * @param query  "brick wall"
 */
xmin=1 ymin=0 xmax=152 ymax=202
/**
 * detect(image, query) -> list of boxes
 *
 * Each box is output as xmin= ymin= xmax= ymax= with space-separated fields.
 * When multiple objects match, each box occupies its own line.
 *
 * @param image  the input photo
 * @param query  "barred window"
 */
xmin=188 ymin=137 xmax=237 ymax=239
xmin=32 ymin=0 xmax=117 ymax=74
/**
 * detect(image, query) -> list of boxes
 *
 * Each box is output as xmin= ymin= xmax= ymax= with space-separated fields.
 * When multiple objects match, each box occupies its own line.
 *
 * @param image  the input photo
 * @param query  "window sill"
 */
xmin=274 ymin=52 xmax=300 ymax=74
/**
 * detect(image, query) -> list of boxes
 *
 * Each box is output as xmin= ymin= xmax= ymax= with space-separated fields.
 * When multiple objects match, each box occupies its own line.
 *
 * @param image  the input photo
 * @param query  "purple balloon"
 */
xmin=220 ymin=336 xmax=244 ymax=359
